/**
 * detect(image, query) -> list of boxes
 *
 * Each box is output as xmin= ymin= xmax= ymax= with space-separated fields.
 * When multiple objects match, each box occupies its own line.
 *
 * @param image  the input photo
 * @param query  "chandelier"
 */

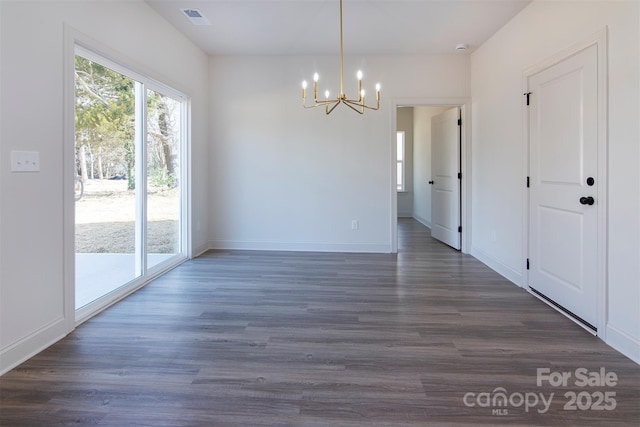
xmin=301 ymin=0 xmax=381 ymax=115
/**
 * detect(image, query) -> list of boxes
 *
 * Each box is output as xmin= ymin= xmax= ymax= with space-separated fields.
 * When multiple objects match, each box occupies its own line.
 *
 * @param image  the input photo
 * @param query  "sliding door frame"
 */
xmin=64 ymin=27 xmax=191 ymax=329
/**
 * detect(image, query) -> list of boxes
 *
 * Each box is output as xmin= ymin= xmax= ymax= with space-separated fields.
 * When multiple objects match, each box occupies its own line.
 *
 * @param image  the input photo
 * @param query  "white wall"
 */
xmin=413 ymin=106 xmax=449 ymax=227
xmin=397 ymin=107 xmax=414 ymax=217
xmin=471 ymin=0 xmax=639 ymax=362
xmin=209 ymin=55 xmax=470 ymax=252
xmin=0 ymin=0 xmax=209 ymax=374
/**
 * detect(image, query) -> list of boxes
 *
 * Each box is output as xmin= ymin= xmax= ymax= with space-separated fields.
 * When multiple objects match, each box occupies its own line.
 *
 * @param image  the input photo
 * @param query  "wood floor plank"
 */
xmin=1 ymin=219 xmax=638 ymax=426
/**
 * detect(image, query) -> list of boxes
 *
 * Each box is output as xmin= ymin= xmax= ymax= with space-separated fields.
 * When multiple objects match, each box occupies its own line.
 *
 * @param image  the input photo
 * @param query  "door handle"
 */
xmin=579 ymin=196 xmax=595 ymax=205
xmin=428 ymin=180 xmax=434 ymax=185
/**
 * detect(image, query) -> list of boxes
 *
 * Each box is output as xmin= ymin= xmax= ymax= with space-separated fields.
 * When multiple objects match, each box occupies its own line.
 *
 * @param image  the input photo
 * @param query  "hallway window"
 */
xmin=397 ymin=131 xmax=405 ymax=191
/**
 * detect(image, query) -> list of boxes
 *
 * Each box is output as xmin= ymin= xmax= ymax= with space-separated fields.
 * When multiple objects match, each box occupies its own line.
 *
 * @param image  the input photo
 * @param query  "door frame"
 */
xmin=390 ymin=98 xmax=472 ymax=254
xmin=522 ymin=29 xmax=608 ymax=336
xmin=63 ymin=26 xmax=192 ymax=329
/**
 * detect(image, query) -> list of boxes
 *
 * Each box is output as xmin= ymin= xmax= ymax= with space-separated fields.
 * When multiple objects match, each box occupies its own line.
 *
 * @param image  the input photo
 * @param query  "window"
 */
xmin=397 ymin=131 xmax=405 ymax=191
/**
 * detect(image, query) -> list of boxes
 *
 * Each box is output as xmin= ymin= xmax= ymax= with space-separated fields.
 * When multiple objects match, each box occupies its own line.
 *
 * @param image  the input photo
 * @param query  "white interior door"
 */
xmin=430 ymin=107 xmax=461 ymax=250
xmin=528 ymin=44 xmax=598 ymax=329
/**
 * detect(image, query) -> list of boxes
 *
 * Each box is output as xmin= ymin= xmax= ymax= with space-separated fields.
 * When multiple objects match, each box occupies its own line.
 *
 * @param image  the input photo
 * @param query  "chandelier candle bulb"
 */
xmin=302 ymin=81 xmax=307 ymax=100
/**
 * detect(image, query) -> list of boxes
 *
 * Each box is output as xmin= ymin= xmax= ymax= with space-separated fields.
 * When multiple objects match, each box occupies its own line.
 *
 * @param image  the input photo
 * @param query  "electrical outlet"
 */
xmin=351 ymin=220 xmax=359 ymax=230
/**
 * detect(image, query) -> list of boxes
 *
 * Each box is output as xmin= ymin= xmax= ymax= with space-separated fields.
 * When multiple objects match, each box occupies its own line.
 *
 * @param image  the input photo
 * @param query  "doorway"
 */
xmin=73 ymin=46 xmax=188 ymax=320
xmin=393 ymin=101 xmax=470 ymax=254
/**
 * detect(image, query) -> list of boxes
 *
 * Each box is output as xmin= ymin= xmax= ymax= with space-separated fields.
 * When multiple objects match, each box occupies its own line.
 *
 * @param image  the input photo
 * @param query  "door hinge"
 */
xmin=458 ymin=226 xmax=462 ymax=233
xmin=526 ymin=258 xmax=530 ymax=270
xmin=458 ymin=172 xmax=462 ymax=180
xmin=457 ymin=118 xmax=462 ymax=126
xmin=524 ymin=92 xmax=532 ymax=106
xmin=527 ymin=176 xmax=530 ymax=188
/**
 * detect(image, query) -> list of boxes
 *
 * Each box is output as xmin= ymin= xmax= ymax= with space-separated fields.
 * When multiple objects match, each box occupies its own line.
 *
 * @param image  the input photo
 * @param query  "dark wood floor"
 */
xmin=1 ymin=219 xmax=638 ymax=426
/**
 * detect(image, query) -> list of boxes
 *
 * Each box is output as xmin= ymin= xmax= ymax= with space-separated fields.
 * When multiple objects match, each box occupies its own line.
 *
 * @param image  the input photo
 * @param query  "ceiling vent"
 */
xmin=181 ymin=9 xmax=210 ymax=26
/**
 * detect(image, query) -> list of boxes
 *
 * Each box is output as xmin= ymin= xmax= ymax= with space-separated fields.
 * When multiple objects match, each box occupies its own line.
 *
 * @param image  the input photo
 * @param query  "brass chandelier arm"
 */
xmin=302 ymin=100 xmax=335 ymax=108
xmin=326 ymin=101 xmax=342 ymax=115
xmin=302 ymin=96 xmax=380 ymax=115
xmin=342 ymin=100 xmax=365 ymax=114
xmin=344 ymin=99 xmax=381 ymax=110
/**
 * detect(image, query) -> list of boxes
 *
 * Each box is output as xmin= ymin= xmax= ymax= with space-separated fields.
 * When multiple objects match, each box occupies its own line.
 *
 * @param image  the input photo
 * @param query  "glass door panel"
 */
xmin=74 ymin=55 xmax=139 ymax=309
xmin=146 ymin=90 xmax=181 ymax=270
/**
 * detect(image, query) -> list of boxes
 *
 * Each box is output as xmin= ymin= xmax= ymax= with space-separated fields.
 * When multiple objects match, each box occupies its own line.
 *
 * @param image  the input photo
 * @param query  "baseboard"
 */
xmin=412 ymin=215 xmax=431 ymax=229
xmin=0 ymin=317 xmax=69 ymax=376
xmin=470 ymin=246 xmax=524 ymax=287
xmin=192 ymin=241 xmax=209 ymax=258
xmin=208 ymin=240 xmax=392 ymax=254
xmin=606 ymin=323 xmax=640 ymax=364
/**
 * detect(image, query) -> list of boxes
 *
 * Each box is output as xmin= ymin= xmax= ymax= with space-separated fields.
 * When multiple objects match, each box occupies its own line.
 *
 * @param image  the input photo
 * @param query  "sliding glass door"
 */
xmin=74 ymin=46 xmax=187 ymax=313
xmin=146 ymin=90 xmax=182 ymax=270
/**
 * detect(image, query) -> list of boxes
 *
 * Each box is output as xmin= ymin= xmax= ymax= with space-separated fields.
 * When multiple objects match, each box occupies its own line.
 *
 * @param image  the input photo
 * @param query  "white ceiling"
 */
xmin=145 ymin=0 xmax=532 ymax=56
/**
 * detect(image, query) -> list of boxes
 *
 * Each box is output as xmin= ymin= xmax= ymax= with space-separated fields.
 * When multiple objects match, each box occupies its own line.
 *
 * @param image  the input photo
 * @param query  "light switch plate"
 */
xmin=11 ymin=151 xmax=40 ymax=172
